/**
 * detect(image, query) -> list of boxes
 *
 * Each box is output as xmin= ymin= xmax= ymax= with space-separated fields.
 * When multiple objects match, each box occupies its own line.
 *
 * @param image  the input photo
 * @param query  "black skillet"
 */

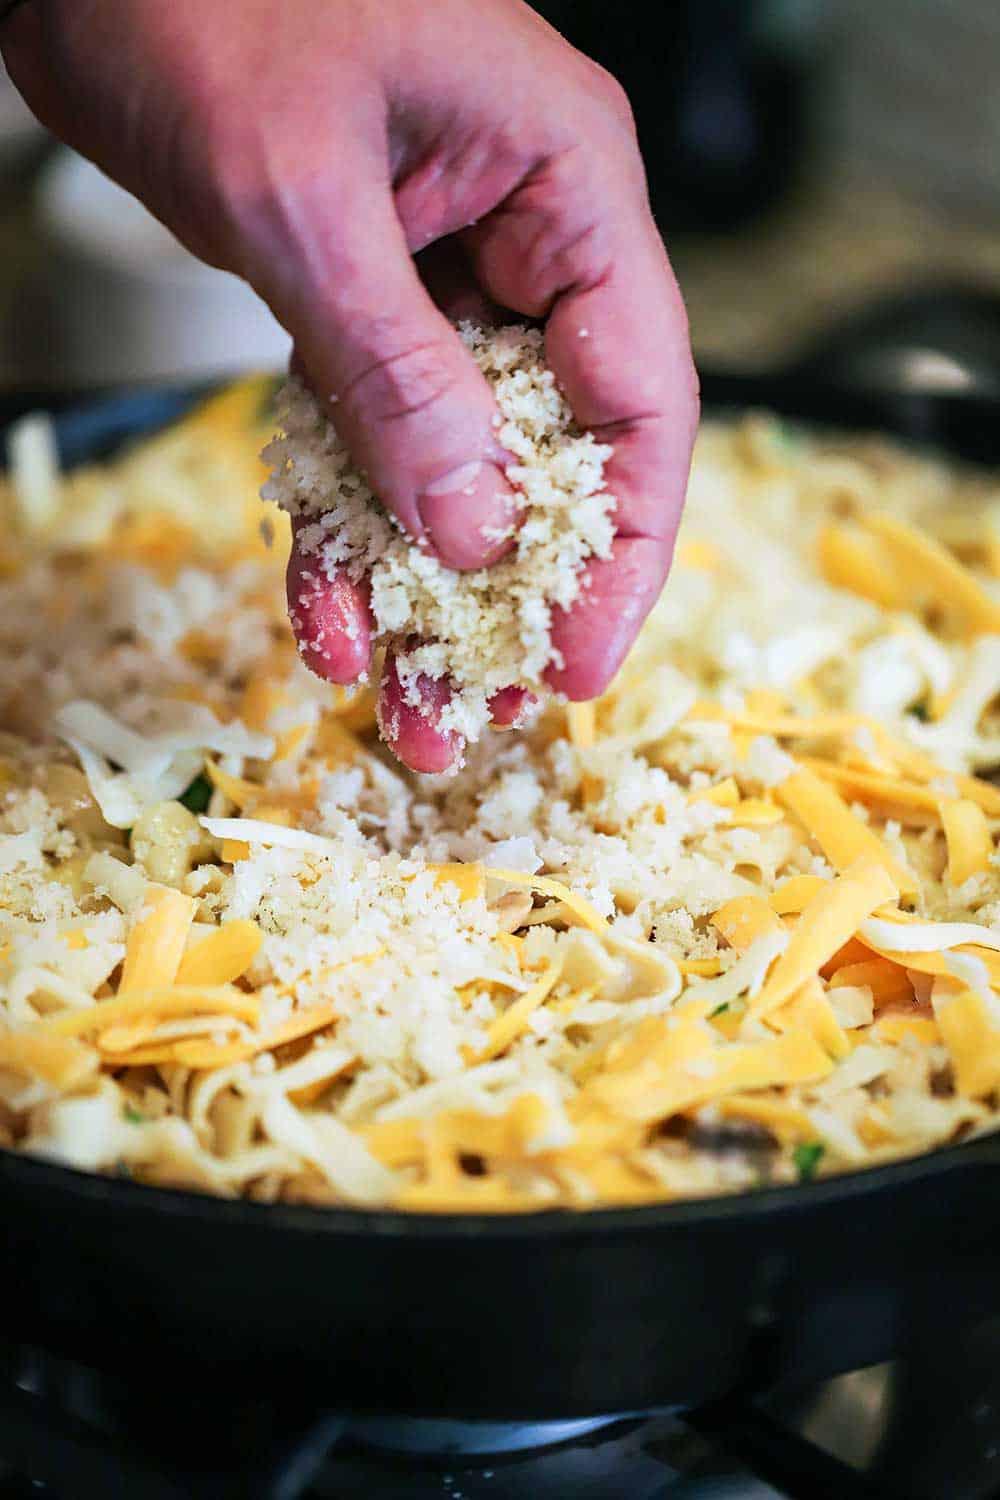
xmin=2 ymin=291 xmax=1000 ymax=1430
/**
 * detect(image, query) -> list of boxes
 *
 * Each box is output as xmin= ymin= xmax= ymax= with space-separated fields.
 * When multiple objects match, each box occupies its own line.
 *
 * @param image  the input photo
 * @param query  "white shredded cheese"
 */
xmin=199 ymin=817 xmax=341 ymax=855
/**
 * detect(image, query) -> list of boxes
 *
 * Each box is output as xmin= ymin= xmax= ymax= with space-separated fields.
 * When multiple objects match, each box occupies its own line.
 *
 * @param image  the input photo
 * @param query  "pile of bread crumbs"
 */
xmin=2 ymin=379 xmax=1000 ymax=1210
xmin=264 ymin=323 xmax=616 ymax=741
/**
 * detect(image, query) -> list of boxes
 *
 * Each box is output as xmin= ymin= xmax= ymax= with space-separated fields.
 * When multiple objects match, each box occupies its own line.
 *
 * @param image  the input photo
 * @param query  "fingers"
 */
xmin=377 ymin=651 xmax=463 ymax=775
xmin=488 ymin=685 xmax=534 ymax=729
xmin=543 ymin=247 xmax=698 ymax=547
xmin=465 ymin=146 xmax=698 ymax=687
xmin=262 ymin=177 xmax=520 ymax=574
xmin=286 ymin=528 xmax=374 ymax=684
xmin=468 ymin=159 xmax=698 ymax=537
xmin=414 ymin=239 xmax=500 ymax=328
xmin=375 ymin=655 xmax=536 ymax=771
xmin=545 ymin=536 xmax=672 ymax=700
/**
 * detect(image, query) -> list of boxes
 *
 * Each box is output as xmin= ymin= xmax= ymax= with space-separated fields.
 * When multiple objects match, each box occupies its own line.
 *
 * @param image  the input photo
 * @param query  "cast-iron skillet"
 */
xmin=1 ymin=370 xmax=999 ymax=1426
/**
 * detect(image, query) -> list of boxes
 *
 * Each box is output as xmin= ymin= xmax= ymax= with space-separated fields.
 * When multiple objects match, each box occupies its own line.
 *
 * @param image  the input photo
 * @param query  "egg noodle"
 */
xmin=3 ymin=382 xmax=1000 ymax=1210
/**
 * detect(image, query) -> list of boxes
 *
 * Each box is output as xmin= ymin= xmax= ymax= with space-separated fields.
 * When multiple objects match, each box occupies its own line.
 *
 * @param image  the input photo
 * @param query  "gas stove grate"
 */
xmin=0 ymin=1339 xmax=900 ymax=1500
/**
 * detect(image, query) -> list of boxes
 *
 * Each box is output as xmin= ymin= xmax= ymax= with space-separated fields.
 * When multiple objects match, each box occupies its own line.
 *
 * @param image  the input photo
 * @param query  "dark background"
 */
xmin=2 ymin=0 xmax=1000 ymax=388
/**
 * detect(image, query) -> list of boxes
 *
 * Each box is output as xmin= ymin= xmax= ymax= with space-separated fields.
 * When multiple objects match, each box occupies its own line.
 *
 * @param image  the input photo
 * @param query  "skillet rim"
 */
xmin=1 ymin=1129 xmax=999 ymax=1241
xmin=3 ymin=373 xmax=1000 ymax=1243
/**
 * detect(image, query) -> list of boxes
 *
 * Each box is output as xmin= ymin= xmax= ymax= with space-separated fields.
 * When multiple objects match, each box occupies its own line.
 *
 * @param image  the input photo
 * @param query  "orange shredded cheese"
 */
xmin=274 ymin=723 xmax=310 ymax=761
xmin=860 ymin=511 xmax=1000 ymax=636
xmin=936 ymin=990 xmax=1000 ymax=1097
xmin=717 ymin=1093 xmax=817 ymax=1143
xmin=753 ymin=858 xmax=898 ymax=1018
xmin=727 ymin=798 xmax=784 ymax=827
xmin=689 ymin=776 xmax=740 ymax=808
xmin=816 ymin=521 xmax=907 ymax=609
xmin=939 ymin=797 xmax=994 ymax=886
xmin=827 ymin=957 xmax=914 ymax=1007
xmin=590 ymin=1019 xmax=833 ymax=1123
xmin=798 ymin=758 xmax=943 ymax=817
xmin=473 ymin=958 xmax=564 ymax=1063
xmin=118 ymin=886 xmax=196 ymax=994
xmin=426 ymin=863 xmax=486 ymax=903
xmin=776 ymin=765 xmax=916 ymax=896
xmin=769 ymin=875 xmax=829 ymax=915
xmin=40 ymin=986 xmax=259 ymax=1038
xmin=767 ymin=977 xmax=851 ymax=1060
xmin=175 ymin=920 xmax=263 ymax=987
xmin=711 ymin=895 xmax=784 ymax=953
xmin=0 ymin=1032 xmax=98 ymax=1088
xmin=874 ymin=1014 xmax=940 ymax=1045
xmin=566 ymin=701 xmax=596 ymax=749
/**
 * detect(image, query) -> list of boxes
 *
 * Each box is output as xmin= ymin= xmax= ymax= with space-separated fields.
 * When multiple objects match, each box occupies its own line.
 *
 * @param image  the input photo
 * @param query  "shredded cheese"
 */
xmin=935 ymin=989 xmax=1000 ymax=1097
xmin=484 ymin=870 xmax=607 ymax=934
xmin=175 ymin=920 xmax=263 ymax=986
xmin=199 ymin=816 xmax=340 ymax=855
xmin=712 ymin=895 xmax=784 ymax=953
xmin=753 ymin=859 xmax=898 ymax=1018
xmin=36 ymin=986 xmax=259 ymax=1037
xmin=939 ymin=797 xmax=994 ymax=885
xmin=473 ymin=959 xmax=565 ymax=1062
xmin=6 ymin=396 xmax=1000 ymax=1210
xmin=861 ymin=511 xmax=1000 ymax=636
xmin=118 ymin=886 xmax=195 ymax=994
xmin=776 ymin=766 xmax=916 ymax=896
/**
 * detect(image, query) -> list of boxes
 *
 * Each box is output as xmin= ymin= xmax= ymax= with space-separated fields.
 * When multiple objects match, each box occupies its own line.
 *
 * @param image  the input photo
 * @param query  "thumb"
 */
xmin=266 ymin=184 xmax=519 ymax=573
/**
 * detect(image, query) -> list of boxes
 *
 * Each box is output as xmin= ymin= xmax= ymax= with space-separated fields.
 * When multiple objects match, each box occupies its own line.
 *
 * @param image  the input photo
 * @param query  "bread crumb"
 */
xmin=263 ymin=323 xmax=617 ymax=747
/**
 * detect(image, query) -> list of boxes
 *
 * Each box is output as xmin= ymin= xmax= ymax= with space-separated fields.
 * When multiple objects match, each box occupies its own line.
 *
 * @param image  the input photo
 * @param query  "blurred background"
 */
xmin=3 ymin=0 xmax=1000 ymax=391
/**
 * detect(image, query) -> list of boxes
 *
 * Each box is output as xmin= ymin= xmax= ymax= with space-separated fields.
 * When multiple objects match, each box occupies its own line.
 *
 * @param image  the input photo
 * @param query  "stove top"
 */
xmin=1 ymin=1323 xmax=998 ymax=1499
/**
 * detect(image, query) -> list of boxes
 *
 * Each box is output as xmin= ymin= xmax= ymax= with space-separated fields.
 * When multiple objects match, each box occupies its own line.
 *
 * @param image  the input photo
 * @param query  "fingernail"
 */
xmin=418 ymin=461 xmax=519 ymax=572
xmin=377 ymin=654 xmax=463 ymax=774
xmin=422 ymin=461 xmax=485 ymax=498
xmin=489 ymin=685 xmax=536 ymax=729
xmin=286 ymin=561 xmax=373 ymax=685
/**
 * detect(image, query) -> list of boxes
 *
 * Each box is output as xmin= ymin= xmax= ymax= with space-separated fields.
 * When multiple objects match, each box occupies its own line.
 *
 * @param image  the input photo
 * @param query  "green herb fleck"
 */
xmin=709 ymin=1002 xmax=730 ymax=1018
xmin=123 ymin=1104 xmax=146 ymax=1125
xmin=793 ymin=1141 xmax=826 ymax=1181
xmin=908 ymin=701 xmax=930 ymax=723
xmin=771 ymin=420 xmax=801 ymax=454
xmin=179 ymin=773 xmax=212 ymax=814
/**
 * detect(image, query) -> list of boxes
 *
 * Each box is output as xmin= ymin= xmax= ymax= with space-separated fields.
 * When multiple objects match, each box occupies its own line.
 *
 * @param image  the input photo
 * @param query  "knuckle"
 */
xmin=345 ymin=338 xmax=466 ymax=428
xmin=590 ymin=63 xmax=636 ymax=128
xmin=524 ymin=208 xmax=613 ymax=308
xmin=568 ymin=54 xmax=638 ymax=139
xmin=677 ymin=348 xmax=702 ymax=424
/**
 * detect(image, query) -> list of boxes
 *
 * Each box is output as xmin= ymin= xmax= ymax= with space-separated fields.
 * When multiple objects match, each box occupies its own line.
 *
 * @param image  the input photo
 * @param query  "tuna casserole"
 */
xmin=4 ymin=379 xmax=1000 ymax=1210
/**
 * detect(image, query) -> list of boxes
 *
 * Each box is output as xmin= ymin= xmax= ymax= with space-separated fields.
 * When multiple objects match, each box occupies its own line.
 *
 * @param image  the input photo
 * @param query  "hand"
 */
xmin=2 ymin=0 xmax=698 ymax=772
